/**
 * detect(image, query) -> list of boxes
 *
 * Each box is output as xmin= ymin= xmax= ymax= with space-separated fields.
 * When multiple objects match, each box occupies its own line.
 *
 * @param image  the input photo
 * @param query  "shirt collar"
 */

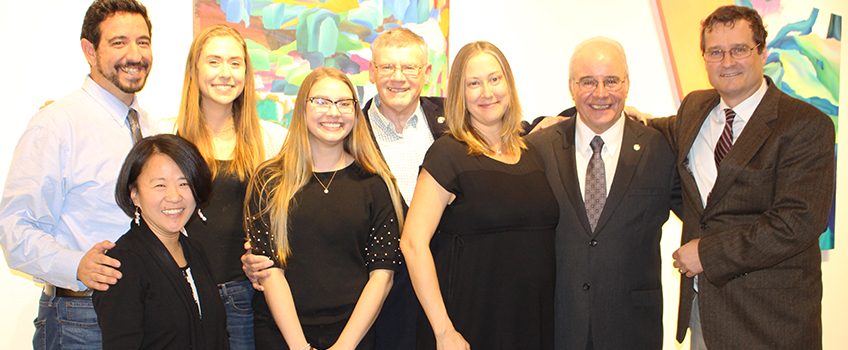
xmin=716 ymin=78 xmax=768 ymax=123
xmin=369 ymin=95 xmax=423 ymax=133
xmin=82 ymin=75 xmax=140 ymax=126
xmin=575 ymin=112 xmax=626 ymax=156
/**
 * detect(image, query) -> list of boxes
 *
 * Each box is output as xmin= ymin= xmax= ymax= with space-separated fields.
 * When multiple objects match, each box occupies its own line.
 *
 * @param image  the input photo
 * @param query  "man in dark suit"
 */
xmin=527 ymin=37 xmax=679 ymax=350
xmin=651 ymin=5 xmax=834 ymax=349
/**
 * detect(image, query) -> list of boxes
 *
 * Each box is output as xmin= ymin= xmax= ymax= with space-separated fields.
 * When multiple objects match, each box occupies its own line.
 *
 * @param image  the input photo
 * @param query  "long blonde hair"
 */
xmin=445 ymin=41 xmax=526 ymax=156
xmin=176 ymin=24 xmax=265 ymax=180
xmin=245 ymin=68 xmax=405 ymax=267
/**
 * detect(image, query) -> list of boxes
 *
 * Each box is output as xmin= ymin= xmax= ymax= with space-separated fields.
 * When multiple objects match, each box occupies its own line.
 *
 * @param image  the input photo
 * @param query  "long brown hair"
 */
xmin=176 ymin=24 xmax=264 ymax=180
xmin=245 ymin=68 xmax=405 ymax=267
xmin=445 ymin=41 xmax=526 ymax=156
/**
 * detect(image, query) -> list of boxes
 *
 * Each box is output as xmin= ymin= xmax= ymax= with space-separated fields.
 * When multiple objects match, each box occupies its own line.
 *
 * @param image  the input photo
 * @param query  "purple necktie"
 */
xmin=585 ymin=136 xmax=606 ymax=232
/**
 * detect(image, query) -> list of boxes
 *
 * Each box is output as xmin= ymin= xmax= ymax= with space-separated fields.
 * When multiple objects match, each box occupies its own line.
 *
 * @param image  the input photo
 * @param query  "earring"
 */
xmin=134 ymin=207 xmax=140 ymax=225
xmin=198 ymin=208 xmax=207 ymax=222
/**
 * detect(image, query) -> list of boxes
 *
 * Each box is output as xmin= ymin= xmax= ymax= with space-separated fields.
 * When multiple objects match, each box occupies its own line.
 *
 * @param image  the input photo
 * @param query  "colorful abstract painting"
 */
xmin=655 ymin=0 xmax=841 ymax=249
xmin=194 ymin=0 xmax=449 ymax=127
xmin=744 ymin=0 xmax=841 ymax=249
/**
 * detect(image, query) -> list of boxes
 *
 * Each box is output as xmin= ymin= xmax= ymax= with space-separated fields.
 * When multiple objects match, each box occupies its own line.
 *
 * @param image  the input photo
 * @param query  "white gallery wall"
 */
xmin=0 ymin=0 xmax=845 ymax=348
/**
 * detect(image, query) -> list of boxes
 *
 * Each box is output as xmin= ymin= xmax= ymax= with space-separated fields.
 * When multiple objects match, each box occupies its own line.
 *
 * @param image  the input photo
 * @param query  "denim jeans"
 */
xmin=221 ymin=279 xmax=256 ymax=350
xmin=33 ymin=291 xmax=102 ymax=350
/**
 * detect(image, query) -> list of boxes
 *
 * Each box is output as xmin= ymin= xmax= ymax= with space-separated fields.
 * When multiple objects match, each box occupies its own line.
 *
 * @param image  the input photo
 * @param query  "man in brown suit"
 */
xmin=651 ymin=5 xmax=835 ymax=349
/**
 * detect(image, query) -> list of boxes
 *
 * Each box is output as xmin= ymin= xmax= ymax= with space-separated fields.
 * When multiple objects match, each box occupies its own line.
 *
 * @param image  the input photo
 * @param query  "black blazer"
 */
xmin=526 ymin=116 xmax=680 ymax=349
xmin=650 ymin=76 xmax=834 ymax=349
xmin=93 ymin=219 xmax=228 ymax=350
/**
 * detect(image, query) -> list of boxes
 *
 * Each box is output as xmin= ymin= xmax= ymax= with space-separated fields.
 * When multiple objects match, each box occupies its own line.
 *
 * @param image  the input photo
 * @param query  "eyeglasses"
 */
xmin=574 ymin=77 xmax=626 ymax=93
xmin=373 ymin=64 xmax=423 ymax=78
xmin=702 ymin=44 xmax=761 ymax=62
xmin=308 ymin=97 xmax=357 ymax=114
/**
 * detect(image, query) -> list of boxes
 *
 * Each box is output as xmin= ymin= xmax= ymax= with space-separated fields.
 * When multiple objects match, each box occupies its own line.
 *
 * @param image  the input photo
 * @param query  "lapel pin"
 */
xmin=437 ymin=116 xmax=445 ymax=124
xmin=633 ymin=144 xmax=641 ymax=151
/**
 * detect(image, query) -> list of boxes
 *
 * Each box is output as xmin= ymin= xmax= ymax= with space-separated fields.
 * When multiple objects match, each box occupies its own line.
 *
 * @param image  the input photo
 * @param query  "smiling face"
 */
xmin=305 ymin=77 xmax=356 ymax=150
xmin=369 ymin=46 xmax=431 ymax=121
xmin=196 ymin=36 xmax=246 ymax=112
xmin=464 ymin=53 xmax=510 ymax=132
xmin=83 ymin=12 xmax=152 ymax=105
xmin=703 ymin=20 xmax=766 ymax=108
xmin=131 ymin=154 xmax=196 ymax=237
xmin=569 ymin=43 xmax=629 ymax=134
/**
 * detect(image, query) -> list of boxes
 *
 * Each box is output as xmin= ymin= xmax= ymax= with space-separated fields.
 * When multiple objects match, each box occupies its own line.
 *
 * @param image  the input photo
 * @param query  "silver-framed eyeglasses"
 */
xmin=308 ymin=97 xmax=357 ymax=114
xmin=702 ymin=44 xmax=761 ymax=62
xmin=374 ymin=63 xmax=423 ymax=78
xmin=575 ymin=77 xmax=626 ymax=93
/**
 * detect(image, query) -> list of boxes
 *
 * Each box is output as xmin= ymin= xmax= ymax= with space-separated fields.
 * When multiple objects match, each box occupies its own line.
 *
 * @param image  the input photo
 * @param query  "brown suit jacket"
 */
xmin=651 ymin=77 xmax=834 ymax=349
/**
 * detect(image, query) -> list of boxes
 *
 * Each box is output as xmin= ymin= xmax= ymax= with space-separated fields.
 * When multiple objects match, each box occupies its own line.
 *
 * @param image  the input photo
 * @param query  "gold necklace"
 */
xmin=313 ymin=170 xmax=338 ymax=194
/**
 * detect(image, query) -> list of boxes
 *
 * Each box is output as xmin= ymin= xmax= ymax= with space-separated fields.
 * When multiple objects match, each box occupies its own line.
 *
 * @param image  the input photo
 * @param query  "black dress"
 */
xmin=248 ymin=163 xmax=401 ymax=350
xmin=416 ymin=135 xmax=558 ymax=350
xmin=184 ymin=160 xmax=247 ymax=285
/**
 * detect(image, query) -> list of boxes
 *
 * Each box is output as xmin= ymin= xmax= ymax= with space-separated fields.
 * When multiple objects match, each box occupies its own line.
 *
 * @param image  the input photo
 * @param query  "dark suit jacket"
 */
xmin=650 ymin=77 xmax=834 ymax=349
xmin=363 ymin=96 xmax=445 ymax=350
xmin=93 ymin=219 xmax=228 ymax=350
xmin=527 ymin=117 xmax=679 ymax=349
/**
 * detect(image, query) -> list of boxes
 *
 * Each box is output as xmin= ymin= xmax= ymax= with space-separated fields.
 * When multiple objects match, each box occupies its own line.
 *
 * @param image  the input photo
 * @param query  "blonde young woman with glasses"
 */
xmin=245 ymin=68 xmax=405 ymax=350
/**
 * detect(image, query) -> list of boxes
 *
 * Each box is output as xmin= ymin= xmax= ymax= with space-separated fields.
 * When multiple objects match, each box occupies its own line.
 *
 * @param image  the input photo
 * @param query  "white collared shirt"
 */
xmin=689 ymin=79 xmax=768 ymax=208
xmin=575 ymin=114 xmax=626 ymax=198
xmin=0 ymin=76 xmax=158 ymax=290
xmin=367 ymin=96 xmax=434 ymax=206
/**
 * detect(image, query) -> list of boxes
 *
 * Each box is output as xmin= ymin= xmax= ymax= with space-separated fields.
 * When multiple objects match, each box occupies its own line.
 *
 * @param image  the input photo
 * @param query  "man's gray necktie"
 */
xmin=585 ymin=136 xmax=606 ymax=232
xmin=127 ymin=108 xmax=143 ymax=145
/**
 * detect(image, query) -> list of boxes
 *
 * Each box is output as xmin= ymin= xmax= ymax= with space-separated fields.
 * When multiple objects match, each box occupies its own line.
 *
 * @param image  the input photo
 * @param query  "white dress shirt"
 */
xmin=575 ymin=113 xmax=626 ymax=199
xmin=689 ymin=79 xmax=768 ymax=208
xmin=368 ymin=96 xmax=434 ymax=206
xmin=0 ymin=76 xmax=158 ymax=291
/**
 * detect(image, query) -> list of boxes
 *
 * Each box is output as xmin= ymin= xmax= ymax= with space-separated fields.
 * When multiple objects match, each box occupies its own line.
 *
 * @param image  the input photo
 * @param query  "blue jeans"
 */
xmin=33 ymin=291 xmax=102 ymax=350
xmin=221 ymin=279 xmax=256 ymax=350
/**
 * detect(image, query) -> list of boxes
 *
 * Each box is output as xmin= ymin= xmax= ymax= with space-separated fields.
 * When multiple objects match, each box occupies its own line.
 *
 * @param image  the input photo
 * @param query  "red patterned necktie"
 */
xmin=714 ymin=108 xmax=736 ymax=168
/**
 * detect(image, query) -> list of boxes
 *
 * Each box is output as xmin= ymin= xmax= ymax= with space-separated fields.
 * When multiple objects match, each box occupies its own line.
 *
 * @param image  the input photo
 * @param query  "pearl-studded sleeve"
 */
xmin=245 ymin=172 xmax=283 ymax=269
xmin=364 ymin=180 xmax=402 ymax=272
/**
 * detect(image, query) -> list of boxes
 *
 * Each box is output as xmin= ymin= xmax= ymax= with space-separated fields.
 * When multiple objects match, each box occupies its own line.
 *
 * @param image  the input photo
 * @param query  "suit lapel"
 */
xmin=679 ymin=93 xmax=721 ymax=215
xmin=554 ymin=119 xmax=594 ymax=235
xmin=705 ymin=83 xmax=778 ymax=214
xmin=594 ymin=119 xmax=644 ymax=234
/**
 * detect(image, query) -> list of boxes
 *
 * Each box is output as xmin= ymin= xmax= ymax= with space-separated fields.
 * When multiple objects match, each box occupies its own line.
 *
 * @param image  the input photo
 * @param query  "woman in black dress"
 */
xmin=94 ymin=134 xmax=227 ymax=349
xmin=245 ymin=68 xmax=405 ymax=350
xmin=400 ymin=41 xmax=558 ymax=350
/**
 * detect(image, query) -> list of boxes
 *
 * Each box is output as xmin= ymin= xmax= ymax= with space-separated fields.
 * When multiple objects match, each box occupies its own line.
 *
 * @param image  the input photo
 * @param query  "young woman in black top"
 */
xmin=245 ymin=68 xmax=405 ymax=350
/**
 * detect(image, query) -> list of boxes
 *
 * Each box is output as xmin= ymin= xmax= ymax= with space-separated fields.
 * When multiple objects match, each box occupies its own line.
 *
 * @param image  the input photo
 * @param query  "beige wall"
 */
xmin=0 ymin=0 xmax=845 ymax=348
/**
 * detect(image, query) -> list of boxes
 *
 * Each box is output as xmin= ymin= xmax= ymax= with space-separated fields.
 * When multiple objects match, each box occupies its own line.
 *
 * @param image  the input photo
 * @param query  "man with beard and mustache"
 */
xmin=0 ymin=1 xmax=157 ymax=349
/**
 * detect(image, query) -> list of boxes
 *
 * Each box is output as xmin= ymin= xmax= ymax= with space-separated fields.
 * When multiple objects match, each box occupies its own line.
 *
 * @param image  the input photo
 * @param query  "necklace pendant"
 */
xmin=323 ymin=189 xmax=329 ymax=194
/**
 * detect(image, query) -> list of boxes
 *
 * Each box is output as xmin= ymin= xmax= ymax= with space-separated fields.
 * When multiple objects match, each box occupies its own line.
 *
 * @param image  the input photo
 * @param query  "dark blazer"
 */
xmin=364 ymin=96 xmax=445 ymax=350
xmin=526 ymin=116 xmax=679 ymax=349
xmin=650 ymin=76 xmax=834 ymax=349
xmin=93 ymin=219 xmax=228 ymax=350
